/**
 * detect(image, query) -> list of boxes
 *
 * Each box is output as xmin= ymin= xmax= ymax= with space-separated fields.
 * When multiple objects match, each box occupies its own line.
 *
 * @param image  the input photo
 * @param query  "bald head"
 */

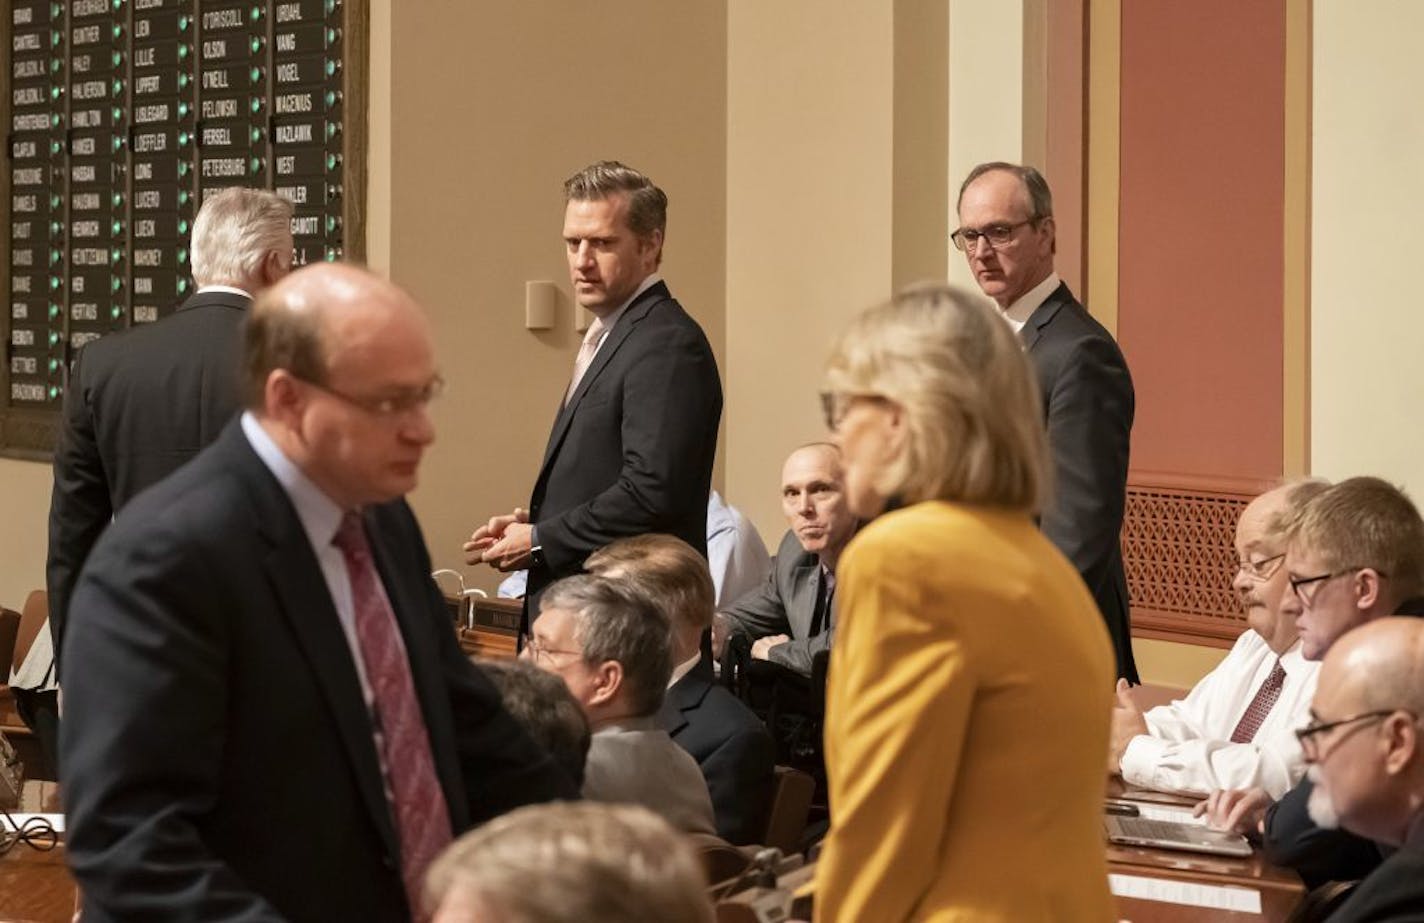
xmin=1307 ymin=617 xmax=1424 ymax=845
xmin=780 ymin=442 xmax=857 ymax=568
xmin=245 ymin=263 xmax=440 ymax=509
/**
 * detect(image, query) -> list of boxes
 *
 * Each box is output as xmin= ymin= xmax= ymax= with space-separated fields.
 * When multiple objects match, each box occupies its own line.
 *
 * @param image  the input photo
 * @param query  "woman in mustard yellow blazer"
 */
xmin=813 ymin=283 xmax=1116 ymax=922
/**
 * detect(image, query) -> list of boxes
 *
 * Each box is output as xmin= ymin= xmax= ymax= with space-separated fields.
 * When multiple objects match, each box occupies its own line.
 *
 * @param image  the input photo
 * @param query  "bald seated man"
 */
xmin=61 ymin=264 xmax=575 ymax=923
xmin=1109 ymin=481 xmax=1326 ymax=796
xmin=714 ymin=443 xmax=858 ymax=677
xmin=1300 ymin=618 xmax=1424 ymax=921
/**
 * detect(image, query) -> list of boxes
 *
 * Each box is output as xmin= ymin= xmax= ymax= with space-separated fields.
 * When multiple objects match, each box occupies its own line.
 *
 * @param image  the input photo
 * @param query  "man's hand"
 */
xmin=1195 ymin=787 xmax=1273 ymax=835
xmin=463 ymin=508 xmax=528 ymax=566
xmin=751 ymin=634 xmax=790 ymax=661
xmin=481 ymin=521 xmax=534 ymax=572
xmin=712 ymin=612 xmax=732 ymax=659
xmin=1108 ymin=677 xmax=1149 ymax=773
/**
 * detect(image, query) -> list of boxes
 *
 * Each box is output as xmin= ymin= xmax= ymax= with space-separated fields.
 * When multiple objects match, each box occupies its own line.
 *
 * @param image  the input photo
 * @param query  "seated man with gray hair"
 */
xmin=525 ymin=575 xmax=716 ymax=835
xmin=424 ymin=801 xmax=714 ymax=923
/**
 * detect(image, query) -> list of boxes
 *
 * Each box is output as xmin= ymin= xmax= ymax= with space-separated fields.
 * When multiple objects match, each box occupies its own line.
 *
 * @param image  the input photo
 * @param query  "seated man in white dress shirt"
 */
xmin=525 ymin=575 xmax=716 ymax=835
xmin=1108 ymin=479 xmax=1329 ymax=796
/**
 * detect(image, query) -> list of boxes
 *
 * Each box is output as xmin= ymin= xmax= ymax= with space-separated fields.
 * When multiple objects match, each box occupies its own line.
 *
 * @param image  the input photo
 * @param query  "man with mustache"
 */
xmin=713 ymin=443 xmax=858 ymax=678
xmin=1109 ymin=480 xmax=1326 ymax=796
xmin=1296 ymin=617 xmax=1424 ymax=921
xmin=1201 ymin=477 xmax=1424 ymax=887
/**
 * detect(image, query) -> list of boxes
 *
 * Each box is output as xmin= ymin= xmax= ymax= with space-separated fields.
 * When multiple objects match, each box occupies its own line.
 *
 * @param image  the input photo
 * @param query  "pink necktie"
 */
xmin=564 ymin=316 xmax=606 ymax=406
xmin=333 ymin=512 xmax=453 ymax=918
xmin=1229 ymin=659 xmax=1287 ymax=743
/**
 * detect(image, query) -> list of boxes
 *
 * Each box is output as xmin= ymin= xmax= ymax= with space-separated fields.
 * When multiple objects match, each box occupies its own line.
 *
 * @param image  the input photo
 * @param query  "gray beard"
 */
xmin=1306 ymin=766 xmax=1341 ymax=829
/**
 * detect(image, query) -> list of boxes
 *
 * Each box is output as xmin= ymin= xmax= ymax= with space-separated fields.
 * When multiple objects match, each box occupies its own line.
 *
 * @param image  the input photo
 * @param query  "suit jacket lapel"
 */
xmin=787 ymin=562 xmax=820 ymax=640
xmin=537 ymin=281 xmax=668 ymax=473
xmin=659 ymin=659 xmax=713 ymax=737
xmin=1020 ymin=281 xmax=1072 ymax=352
xmin=234 ymin=431 xmax=399 ymax=858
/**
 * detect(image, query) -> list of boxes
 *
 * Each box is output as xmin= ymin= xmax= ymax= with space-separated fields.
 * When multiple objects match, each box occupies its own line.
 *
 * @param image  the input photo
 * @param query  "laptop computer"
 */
xmin=1104 ymin=815 xmax=1253 ymax=858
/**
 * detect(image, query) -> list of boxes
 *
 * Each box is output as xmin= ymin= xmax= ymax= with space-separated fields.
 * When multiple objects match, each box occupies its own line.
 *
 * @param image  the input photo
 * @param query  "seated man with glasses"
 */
xmin=1293 ymin=617 xmax=1424 ymax=921
xmin=1200 ymin=477 xmax=1424 ymax=887
xmin=1109 ymin=480 xmax=1328 ymax=796
xmin=524 ymin=574 xmax=716 ymax=835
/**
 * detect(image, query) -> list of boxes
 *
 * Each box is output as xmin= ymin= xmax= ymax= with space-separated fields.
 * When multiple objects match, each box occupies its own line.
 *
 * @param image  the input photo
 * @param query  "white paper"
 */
xmin=0 ymin=812 xmax=65 ymax=833
xmin=1109 ymin=873 xmax=1262 ymax=913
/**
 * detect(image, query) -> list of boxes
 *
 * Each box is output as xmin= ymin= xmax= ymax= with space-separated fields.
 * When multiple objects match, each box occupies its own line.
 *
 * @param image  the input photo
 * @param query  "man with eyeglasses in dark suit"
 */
xmin=954 ymin=161 xmax=1138 ymax=682
xmin=1200 ymin=477 xmax=1424 ymax=888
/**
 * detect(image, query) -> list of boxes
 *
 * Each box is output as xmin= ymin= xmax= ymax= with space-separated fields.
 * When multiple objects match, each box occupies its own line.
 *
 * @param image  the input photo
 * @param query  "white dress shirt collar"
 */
xmin=241 ymin=411 xmax=345 ymax=546
xmin=1001 ymin=271 xmax=1061 ymax=333
xmin=196 ymin=284 xmax=253 ymax=298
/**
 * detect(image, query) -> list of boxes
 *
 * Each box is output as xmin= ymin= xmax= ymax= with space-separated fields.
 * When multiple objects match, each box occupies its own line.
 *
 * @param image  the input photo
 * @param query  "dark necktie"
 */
xmin=810 ymin=570 xmax=836 ymax=636
xmin=333 ymin=511 xmax=453 ymax=918
xmin=1229 ymin=659 xmax=1287 ymax=744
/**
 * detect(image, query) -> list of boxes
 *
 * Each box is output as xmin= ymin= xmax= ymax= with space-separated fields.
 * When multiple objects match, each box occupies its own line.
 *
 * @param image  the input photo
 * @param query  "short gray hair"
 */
xmin=190 ymin=187 xmax=293 ymax=287
xmin=540 ymin=575 xmax=671 ymax=716
xmin=424 ymin=802 xmax=713 ymax=923
xmin=476 ymin=658 xmax=590 ymax=788
xmin=957 ymin=162 xmax=1054 ymax=220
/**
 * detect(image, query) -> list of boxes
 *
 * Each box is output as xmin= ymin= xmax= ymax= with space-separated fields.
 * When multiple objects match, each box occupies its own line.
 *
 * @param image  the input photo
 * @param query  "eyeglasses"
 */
xmin=1236 ymin=552 xmax=1286 ymax=582
xmin=1295 ymin=709 xmax=1412 ymax=762
xmin=523 ymin=636 xmax=582 ymax=665
xmin=1288 ymin=566 xmax=1386 ymax=606
xmin=819 ymin=391 xmax=890 ymax=432
xmin=950 ymin=218 xmax=1043 ymax=252
xmin=299 ymin=374 xmax=445 ymax=419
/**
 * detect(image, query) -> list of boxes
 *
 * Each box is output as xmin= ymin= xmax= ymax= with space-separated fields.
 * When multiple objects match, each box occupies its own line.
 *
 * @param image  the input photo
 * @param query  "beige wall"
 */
xmin=1310 ymin=0 xmax=1424 ymax=493
xmin=387 ymin=1 xmax=727 ymax=594
xmin=0 ymin=459 xmax=51 ymax=607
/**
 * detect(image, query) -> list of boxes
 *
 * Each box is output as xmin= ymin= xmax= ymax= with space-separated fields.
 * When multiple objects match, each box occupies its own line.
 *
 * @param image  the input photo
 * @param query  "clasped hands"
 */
xmin=463 ymin=508 xmax=534 ymax=572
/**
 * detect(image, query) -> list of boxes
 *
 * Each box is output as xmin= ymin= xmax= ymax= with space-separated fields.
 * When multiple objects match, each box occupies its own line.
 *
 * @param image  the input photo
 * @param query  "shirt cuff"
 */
xmin=1119 ymin=734 xmax=1167 ymax=788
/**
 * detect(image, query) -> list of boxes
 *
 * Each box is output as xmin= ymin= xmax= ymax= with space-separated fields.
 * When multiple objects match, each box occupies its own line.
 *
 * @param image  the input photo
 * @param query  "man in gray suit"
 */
xmin=526 ymin=575 xmax=715 ymax=835
xmin=713 ymin=443 xmax=858 ymax=678
xmin=955 ymin=162 xmax=1138 ymax=681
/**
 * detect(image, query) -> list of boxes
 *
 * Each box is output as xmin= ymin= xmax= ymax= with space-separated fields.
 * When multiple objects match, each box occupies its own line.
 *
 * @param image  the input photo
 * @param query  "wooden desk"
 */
xmin=445 ymin=594 xmax=520 ymax=660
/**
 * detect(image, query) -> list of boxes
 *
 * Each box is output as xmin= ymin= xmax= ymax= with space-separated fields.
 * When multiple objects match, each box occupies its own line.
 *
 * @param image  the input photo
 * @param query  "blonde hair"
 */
xmin=424 ymin=802 xmax=713 ymax=923
xmin=1287 ymin=476 xmax=1424 ymax=601
xmin=824 ymin=282 xmax=1049 ymax=513
xmin=586 ymin=534 xmax=715 ymax=634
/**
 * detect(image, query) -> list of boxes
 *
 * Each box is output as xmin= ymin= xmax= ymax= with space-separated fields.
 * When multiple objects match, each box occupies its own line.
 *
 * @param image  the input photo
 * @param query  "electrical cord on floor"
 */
xmin=0 ymin=808 xmax=58 ymax=855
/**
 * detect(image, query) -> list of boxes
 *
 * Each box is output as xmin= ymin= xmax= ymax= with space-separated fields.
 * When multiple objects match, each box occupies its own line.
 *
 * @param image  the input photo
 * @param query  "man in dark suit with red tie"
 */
xmin=60 ymin=264 xmax=575 ymax=922
xmin=464 ymin=161 xmax=722 ymax=629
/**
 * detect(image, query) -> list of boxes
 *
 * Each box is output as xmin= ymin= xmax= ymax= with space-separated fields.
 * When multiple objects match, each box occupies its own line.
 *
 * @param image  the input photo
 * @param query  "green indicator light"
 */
xmin=326 ymin=27 xmax=338 ymax=45
xmin=112 ymin=106 xmax=123 ymax=121
xmin=112 ymin=0 xmax=122 ymax=9
xmin=51 ymin=30 xmax=61 ymax=47
xmin=250 ymin=98 xmax=263 ymax=114
xmin=326 ymin=248 xmax=338 ymax=262
xmin=111 ymin=247 xmax=122 ymax=262
xmin=178 ymin=102 xmax=189 ymax=118
xmin=111 ymin=277 xmax=123 ymax=293
xmin=250 ymin=66 xmax=262 ymax=83
xmin=325 ymin=59 xmax=338 ymax=77
xmin=251 ymin=5 xmax=262 ymax=21
xmin=178 ymin=15 xmax=189 ymax=30
xmin=48 ymin=331 xmax=59 ymax=346
xmin=49 ymin=86 xmax=60 ymax=100
xmin=112 ymin=24 xmax=123 ymax=39
xmin=177 ymin=278 xmax=189 ymax=295
xmin=49 ymin=141 xmax=61 ymax=155
xmin=178 ymin=44 xmax=189 ymax=60
xmin=326 ymin=123 xmax=337 ymax=140
xmin=49 ymin=358 xmax=60 ymax=372
xmin=326 ymin=0 xmax=338 ymax=13
xmin=250 ymin=36 xmax=263 ymax=54
xmin=178 ymin=248 xmax=188 ymax=264
xmin=112 ymin=193 xmax=123 ymax=207
xmin=249 ymin=157 xmax=262 ymax=174
xmin=50 ymin=113 xmax=61 ymax=127
xmin=177 ymin=161 xmax=190 ymax=177
xmin=326 ymin=215 xmax=339 ymax=233
xmin=111 ymin=305 xmax=123 ymax=319
xmin=112 ymin=51 xmax=123 ymax=67
xmin=49 ymin=250 xmax=60 ymax=265
xmin=52 ymin=2 xmax=61 ymax=17
xmin=325 ymin=90 xmax=338 ymax=108
xmin=49 ymin=277 xmax=61 ymax=291
xmin=112 ymin=136 xmax=123 ymax=152
xmin=51 ymin=59 xmax=62 ymax=74
xmin=178 ymin=131 xmax=189 ymax=146
xmin=49 ymin=194 xmax=61 ymax=209
xmin=112 ymin=79 xmax=123 ymax=95
xmin=326 ymin=153 xmax=338 ymax=171
xmin=250 ymin=127 xmax=263 ymax=143
xmin=49 ymin=385 xmax=60 ymax=400
xmin=178 ymin=190 xmax=189 ymax=206
xmin=112 ymin=220 xmax=123 ymax=235
xmin=178 ymin=219 xmax=190 ymax=235
xmin=50 ymin=221 xmax=62 ymax=236
xmin=49 ymin=304 xmax=60 ymax=319
xmin=179 ymin=72 xmax=190 ymax=89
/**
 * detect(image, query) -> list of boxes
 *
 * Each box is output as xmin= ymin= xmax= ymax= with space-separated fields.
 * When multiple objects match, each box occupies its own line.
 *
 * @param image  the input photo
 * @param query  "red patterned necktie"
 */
xmin=1229 ymin=659 xmax=1287 ymax=744
xmin=333 ymin=511 xmax=452 ymax=919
